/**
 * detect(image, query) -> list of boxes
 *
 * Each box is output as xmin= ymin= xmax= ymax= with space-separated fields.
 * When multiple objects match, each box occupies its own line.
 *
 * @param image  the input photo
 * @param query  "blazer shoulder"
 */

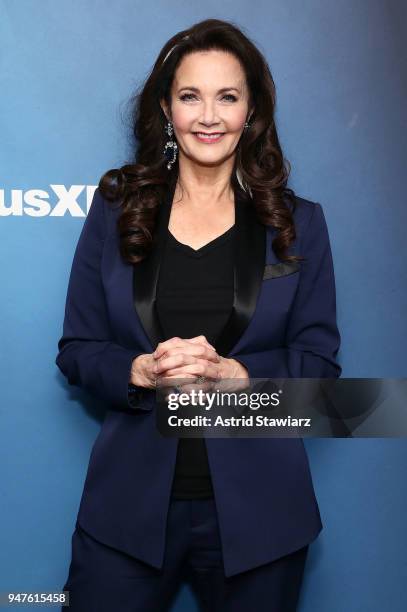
xmin=279 ymin=192 xmax=329 ymax=256
xmin=284 ymin=191 xmax=321 ymax=228
xmin=263 ymin=192 xmax=321 ymax=239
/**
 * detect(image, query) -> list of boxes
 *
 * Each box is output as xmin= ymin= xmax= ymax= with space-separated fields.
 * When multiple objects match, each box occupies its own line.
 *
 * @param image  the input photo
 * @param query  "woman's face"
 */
xmin=162 ymin=49 xmax=253 ymax=167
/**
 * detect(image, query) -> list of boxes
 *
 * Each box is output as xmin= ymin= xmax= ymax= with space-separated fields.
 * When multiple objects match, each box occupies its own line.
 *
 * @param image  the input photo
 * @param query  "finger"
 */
xmin=159 ymin=344 xmax=220 ymax=364
xmin=174 ymin=380 xmax=214 ymax=395
xmin=158 ymin=372 xmax=214 ymax=397
xmin=156 ymin=373 xmax=196 ymax=392
xmin=155 ymin=352 xmax=198 ymax=375
xmin=185 ymin=341 xmax=219 ymax=360
xmin=153 ymin=336 xmax=217 ymax=360
xmin=185 ymin=335 xmax=216 ymax=351
xmin=162 ymin=360 xmax=220 ymax=381
xmin=153 ymin=337 xmax=187 ymax=359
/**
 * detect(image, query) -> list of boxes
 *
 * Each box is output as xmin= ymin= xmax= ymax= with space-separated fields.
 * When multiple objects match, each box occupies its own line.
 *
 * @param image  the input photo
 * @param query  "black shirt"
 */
xmin=156 ymin=224 xmax=236 ymax=499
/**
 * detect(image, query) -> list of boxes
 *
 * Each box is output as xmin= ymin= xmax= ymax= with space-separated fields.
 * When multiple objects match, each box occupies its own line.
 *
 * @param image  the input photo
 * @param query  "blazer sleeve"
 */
xmin=233 ymin=202 xmax=342 ymax=379
xmin=55 ymin=188 xmax=149 ymax=412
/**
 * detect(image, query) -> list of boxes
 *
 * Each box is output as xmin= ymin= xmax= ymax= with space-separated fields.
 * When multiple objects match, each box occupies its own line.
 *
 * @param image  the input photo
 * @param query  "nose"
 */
xmin=200 ymin=99 xmax=220 ymax=127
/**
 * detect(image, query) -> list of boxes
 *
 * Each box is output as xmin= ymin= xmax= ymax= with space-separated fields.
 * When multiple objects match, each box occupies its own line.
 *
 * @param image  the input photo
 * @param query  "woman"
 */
xmin=56 ymin=18 xmax=341 ymax=612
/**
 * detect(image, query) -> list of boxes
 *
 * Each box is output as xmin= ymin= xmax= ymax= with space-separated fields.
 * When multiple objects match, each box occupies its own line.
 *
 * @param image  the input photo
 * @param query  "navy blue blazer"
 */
xmin=55 ymin=180 xmax=341 ymax=577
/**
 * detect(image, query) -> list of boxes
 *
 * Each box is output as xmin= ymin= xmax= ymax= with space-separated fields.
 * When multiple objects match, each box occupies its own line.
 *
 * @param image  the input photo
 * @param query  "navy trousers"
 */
xmin=62 ymin=498 xmax=309 ymax=611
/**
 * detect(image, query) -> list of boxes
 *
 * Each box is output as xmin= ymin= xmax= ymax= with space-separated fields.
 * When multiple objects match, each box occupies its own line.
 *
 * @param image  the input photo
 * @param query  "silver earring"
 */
xmin=163 ymin=120 xmax=178 ymax=170
xmin=244 ymin=120 xmax=251 ymax=129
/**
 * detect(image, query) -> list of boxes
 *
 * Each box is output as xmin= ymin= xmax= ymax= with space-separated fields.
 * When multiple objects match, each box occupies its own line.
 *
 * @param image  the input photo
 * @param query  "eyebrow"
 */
xmin=177 ymin=86 xmax=241 ymax=94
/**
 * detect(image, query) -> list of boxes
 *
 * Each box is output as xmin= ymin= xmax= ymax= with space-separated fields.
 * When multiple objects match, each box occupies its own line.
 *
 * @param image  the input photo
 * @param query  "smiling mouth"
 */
xmin=193 ymin=132 xmax=225 ymax=135
xmin=193 ymin=132 xmax=226 ymax=142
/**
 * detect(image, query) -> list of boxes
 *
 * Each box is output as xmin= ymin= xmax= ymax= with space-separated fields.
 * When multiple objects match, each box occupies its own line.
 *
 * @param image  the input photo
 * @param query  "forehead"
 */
xmin=173 ymin=50 xmax=246 ymax=89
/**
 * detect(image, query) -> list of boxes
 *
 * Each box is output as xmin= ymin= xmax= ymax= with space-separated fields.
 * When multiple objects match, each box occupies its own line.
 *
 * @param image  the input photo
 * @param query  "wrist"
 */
xmin=219 ymin=357 xmax=249 ymax=380
xmin=229 ymin=358 xmax=249 ymax=380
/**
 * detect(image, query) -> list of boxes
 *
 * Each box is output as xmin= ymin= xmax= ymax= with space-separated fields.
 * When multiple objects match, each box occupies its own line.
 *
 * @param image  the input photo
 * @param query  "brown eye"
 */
xmin=179 ymin=93 xmax=237 ymax=102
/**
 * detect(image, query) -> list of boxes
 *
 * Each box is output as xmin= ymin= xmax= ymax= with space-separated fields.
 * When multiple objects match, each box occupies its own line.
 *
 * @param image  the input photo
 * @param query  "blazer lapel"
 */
xmin=132 ymin=179 xmax=175 ymax=352
xmin=215 ymin=188 xmax=266 ymax=356
xmin=132 ymin=181 xmax=266 ymax=356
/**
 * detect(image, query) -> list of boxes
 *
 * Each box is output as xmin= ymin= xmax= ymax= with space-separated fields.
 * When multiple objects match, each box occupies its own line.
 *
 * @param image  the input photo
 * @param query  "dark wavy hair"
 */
xmin=99 ymin=18 xmax=302 ymax=265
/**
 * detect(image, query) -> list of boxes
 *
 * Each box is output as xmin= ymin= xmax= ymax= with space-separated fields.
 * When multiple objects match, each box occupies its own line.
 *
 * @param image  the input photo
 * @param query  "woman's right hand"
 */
xmin=130 ymin=335 xmax=216 ymax=389
xmin=130 ymin=353 xmax=158 ymax=389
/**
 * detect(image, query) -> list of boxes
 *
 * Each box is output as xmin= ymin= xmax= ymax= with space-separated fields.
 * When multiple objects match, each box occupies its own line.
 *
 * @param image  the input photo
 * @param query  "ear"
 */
xmin=160 ymin=99 xmax=170 ymax=123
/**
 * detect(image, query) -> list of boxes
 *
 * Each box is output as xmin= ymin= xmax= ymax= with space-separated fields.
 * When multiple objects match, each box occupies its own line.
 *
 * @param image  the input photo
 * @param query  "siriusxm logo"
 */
xmin=0 ymin=185 xmax=97 ymax=217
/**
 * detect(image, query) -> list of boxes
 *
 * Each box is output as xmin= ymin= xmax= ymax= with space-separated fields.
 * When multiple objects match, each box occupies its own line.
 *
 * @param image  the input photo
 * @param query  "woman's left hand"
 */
xmin=153 ymin=338 xmax=249 ymax=381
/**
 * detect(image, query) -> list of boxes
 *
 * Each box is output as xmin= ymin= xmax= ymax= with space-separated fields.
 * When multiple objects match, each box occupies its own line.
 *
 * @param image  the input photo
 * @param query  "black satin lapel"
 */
xmin=215 ymin=189 xmax=266 ymax=357
xmin=133 ymin=182 xmax=266 ymax=356
xmin=132 ymin=181 xmax=176 ymax=351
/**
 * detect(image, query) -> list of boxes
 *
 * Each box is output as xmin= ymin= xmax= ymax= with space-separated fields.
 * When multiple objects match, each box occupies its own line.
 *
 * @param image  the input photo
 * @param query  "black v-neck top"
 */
xmin=156 ymin=224 xmax=236 ymax=499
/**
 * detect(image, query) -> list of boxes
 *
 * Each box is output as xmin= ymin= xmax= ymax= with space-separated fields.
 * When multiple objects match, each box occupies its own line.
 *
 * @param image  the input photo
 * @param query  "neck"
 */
xmin=173 ymin=156 xmax=236 ymax=209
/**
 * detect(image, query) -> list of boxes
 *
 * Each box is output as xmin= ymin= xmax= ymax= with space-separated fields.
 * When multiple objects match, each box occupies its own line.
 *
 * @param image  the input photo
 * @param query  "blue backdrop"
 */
xmin=1 ymin=1 xmax=406 ymax=610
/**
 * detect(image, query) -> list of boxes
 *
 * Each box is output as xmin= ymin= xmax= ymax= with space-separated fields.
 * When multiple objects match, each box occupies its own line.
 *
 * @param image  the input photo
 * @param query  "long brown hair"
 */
xmin=99 ymin=18 xmax=301 ymax=264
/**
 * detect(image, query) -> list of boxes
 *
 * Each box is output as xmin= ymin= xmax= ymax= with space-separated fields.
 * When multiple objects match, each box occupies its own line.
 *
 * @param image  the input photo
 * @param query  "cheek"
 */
xmin=171 ymin=108 xmax=196 ymax=133
xmin=224 ymin=105 xmax=249 ymax=131
xmin=228 ymin=112 xmax=248 ymax=132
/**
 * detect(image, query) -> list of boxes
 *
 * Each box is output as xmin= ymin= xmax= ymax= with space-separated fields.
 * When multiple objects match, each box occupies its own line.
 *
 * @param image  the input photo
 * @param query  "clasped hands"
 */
xmin=130 ymin=335 xmax=249 ymax=394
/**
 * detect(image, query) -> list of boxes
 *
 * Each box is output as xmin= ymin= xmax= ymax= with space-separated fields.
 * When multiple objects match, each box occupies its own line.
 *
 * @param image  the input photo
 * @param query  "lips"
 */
xmin=193 ymin=132 xmax=225 ymax=135
xmin=193 ymin=132 xmax=225 ymax=143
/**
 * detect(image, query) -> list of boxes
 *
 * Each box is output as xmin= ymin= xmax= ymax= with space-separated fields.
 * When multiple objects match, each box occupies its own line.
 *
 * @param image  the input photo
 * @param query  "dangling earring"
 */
xmin=163 ymin=120 xmax=178 ymax=170
xmin=244 ymin=119 xmax=252 ymax=129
